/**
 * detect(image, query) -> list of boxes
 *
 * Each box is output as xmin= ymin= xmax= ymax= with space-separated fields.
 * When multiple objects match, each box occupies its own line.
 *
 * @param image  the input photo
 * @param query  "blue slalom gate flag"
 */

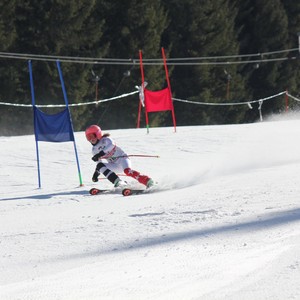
xmin=29 ymin=59 xmax=83 ymax=188
xmin=33 ymin=106 xmax=74 ymax=142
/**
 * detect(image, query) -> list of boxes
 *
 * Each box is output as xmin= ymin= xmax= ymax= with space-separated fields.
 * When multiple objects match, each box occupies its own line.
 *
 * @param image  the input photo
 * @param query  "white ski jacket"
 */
xmin=92 ymin=136 xmax=127 ymax=163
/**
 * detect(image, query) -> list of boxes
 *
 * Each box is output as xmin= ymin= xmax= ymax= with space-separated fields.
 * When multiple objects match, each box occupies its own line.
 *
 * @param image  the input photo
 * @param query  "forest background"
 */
xmin=1 ymin=0 xmax=300 ymax=135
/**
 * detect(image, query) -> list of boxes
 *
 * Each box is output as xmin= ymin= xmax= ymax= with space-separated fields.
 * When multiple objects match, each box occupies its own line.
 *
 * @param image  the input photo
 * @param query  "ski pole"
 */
xmin=112 ymin=154 xmax=160 ymax=159
xmin=126 ymin=154 xmax=160 ymax=158
xmin=99 ymin=154 xmax=160 ymax=160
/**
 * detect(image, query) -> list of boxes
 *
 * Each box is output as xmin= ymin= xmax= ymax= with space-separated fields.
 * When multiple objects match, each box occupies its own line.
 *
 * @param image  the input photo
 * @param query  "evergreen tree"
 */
xmin=279 ymin=0 xmax=300 ymax=111
xmin=0 ymin=0 xmax=16 ymax=49
xmin=162 ymin=0 xmax=247 ymax=125
xmin=0 ymin=0 xmax=108 ymax=135
xmin=237 ymin=0 xmax=289 ymax=121
xmin=1 ymin=0 xmax=300 ymax=135
xmin=90 ymin=0 xmax=169 ymax=129
xmin=0 ymin=0 xmax=22 ymax=135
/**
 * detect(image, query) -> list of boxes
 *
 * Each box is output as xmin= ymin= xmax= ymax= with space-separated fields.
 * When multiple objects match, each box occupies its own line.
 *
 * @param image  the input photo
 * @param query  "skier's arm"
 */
xmin=92 ymin=150 xmax=105 ymax=162
xmin=92 ymin=170 xmax=99 ymax=182
xmin=92 ymin=138 xmax=116 ymax=161
xmin=92 ymin=162 xmax=105 ymax=182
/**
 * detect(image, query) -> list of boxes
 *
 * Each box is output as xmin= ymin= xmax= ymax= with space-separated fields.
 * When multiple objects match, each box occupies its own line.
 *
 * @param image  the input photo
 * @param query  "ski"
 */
xmin=89 ymin=188 xmax=111 ymax=195
xmin=90 ymin=183 xmax=157 ymax=196
xmin=122 ymin=180 xmax=158 ymax=196
xmin=122 ymin=188 xmax=145 ymax=196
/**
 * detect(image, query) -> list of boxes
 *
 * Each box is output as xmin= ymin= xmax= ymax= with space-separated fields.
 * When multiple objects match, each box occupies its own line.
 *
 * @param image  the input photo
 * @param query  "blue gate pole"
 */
xmin=28 ymin=60 xmax=42 ymax=188
xmin=56 ymin=60 xmax=83 ymax=186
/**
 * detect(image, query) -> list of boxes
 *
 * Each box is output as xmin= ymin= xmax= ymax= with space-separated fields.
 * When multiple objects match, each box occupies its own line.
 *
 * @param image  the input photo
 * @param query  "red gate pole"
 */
xmin=139 ymin=50 xmax=150 ymax=133
xmin=161 ymin=47 xmax=176 ymax=132
xmin=285 ymin=89 xmax=289 ymax=113
xmin=137 ymin=99 xmax=142 ymax=128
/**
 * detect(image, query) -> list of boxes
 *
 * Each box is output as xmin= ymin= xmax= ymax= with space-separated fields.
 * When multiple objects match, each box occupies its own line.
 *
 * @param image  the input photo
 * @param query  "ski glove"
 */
xmin=92 ymin=170 xmax=100 ymax=182
xmin=92 ymin=150 xmax=105 ymax=162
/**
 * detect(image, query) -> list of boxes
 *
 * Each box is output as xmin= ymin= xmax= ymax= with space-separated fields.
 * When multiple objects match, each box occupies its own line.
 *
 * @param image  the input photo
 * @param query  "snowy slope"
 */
xmin=1 ymin=118 xmax=300 ymax=300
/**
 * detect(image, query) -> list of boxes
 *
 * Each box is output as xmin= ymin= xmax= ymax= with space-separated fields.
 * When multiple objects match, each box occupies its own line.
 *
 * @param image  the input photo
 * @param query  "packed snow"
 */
xmin=1 ymin=116 xmax=300 ymax=300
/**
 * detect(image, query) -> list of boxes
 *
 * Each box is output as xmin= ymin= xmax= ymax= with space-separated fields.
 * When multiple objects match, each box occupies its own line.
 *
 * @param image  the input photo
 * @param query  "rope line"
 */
xmin=1 ymin=91 xmax=298 ymax=109
xmin=0 ymin=56 xmax=294 ymax=66
xmin=172 ymin=91 xmax=286 ymax=106
xmin=0 ymin=91 xmax=138 ymax=108
xmin=0 ymin=48 xmax=297 ymax=66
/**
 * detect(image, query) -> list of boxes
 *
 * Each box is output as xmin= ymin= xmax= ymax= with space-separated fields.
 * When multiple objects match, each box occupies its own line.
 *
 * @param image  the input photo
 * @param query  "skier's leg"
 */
xmin=96 ymin=162 xmax=120 ymax=186
xmin=124 ymin=167 xmax=153 ymax=187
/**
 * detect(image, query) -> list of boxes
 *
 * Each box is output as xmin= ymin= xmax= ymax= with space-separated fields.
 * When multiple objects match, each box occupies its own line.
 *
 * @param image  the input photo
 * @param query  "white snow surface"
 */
xmin=1 ymin=117 xmax=300 ymax=300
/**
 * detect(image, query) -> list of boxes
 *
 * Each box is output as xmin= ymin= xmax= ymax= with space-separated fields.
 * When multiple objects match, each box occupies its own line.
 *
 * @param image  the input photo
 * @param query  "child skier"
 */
xmin=85 ymin=125 xmax=153 ymax=188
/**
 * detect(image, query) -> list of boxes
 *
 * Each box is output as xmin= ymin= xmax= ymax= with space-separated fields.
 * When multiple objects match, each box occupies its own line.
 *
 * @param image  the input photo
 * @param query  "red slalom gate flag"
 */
xmin=144 ymin=87 xmax=173 ymax=112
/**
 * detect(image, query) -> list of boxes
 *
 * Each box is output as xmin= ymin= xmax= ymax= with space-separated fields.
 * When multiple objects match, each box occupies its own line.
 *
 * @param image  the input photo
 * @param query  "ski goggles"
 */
xmin=86 ymin=133 xmax=97 ymax=142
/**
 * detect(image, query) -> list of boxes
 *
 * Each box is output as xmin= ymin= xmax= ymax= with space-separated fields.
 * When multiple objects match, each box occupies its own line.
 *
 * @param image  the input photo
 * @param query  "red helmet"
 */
xmin=85 ymin=125 xmax=102 ymax=142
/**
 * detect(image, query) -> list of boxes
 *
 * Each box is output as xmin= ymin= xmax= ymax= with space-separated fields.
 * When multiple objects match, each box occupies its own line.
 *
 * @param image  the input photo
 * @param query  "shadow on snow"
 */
xmin=54 ymin=207 xmax=300 ymax=262
xmin=111 ymin=207 xmax=300 ymax=252
xmin=0 ymin=189 xmax=88 ymax=201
